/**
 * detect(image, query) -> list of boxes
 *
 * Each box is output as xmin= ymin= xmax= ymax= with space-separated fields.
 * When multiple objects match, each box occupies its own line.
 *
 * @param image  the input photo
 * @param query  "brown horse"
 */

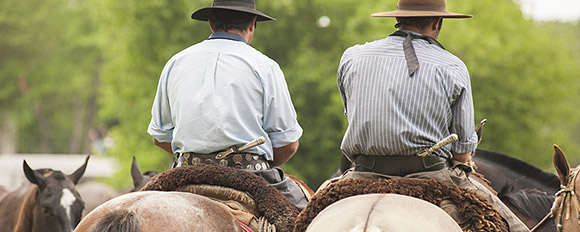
xmin=75 ymin=164 xmax=300 ymax=232
xmin=0 ymin=156 xmax=89 ymax=232
xmin=75 ymin=191 xmax=245 ymax=232
xmin=550 ymin=144 xmax=580 ymax=232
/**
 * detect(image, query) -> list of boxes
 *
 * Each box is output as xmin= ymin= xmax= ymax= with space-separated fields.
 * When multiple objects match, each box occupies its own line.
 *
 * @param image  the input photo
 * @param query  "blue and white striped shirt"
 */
xmin=148 ymin=32 xmax=303 ymax=161
xmin=338 ymin=31 xmax=478 ymax=161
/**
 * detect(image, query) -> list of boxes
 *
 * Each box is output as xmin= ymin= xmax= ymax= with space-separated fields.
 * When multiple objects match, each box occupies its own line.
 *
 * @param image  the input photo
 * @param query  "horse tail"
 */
xmin=89 ymin=210 xmax=140 ymax=232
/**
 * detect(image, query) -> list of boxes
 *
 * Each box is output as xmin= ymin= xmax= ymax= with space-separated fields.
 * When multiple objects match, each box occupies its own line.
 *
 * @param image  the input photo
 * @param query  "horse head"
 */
xmin=551 ymin=144 xmax=580 ymax=232
xmin=22 ymin=156 xmax=89 ymax=232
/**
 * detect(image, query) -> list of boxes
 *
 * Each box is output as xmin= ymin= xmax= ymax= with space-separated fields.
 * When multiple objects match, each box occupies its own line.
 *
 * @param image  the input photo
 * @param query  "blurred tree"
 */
xmin=4 ymin=0 xmax=578 ymax=190
xmin=0 ymin=0 xmax=102 ymax=154
xmin=442 ymin=1 xmax=580 ymax=170
xmin=90 ymin=0 xmax=580 ymax=189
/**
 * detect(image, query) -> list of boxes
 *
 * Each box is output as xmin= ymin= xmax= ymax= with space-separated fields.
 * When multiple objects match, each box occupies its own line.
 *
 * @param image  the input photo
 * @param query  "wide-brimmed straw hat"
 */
xmin=372 ymin=0 xmax=472 ymax=18
xmin=191 ymin=0 xmax=275 ymax=21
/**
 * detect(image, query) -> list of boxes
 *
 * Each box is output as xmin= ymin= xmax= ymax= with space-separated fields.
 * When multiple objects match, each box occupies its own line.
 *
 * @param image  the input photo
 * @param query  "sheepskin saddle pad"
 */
xmin=294 ymin=178 xmax=508 ymax=232
xmin=141 ymin=164 xmax=298 ymax=232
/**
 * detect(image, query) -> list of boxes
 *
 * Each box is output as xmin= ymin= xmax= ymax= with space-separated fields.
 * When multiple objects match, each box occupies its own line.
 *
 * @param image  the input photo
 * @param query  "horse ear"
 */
xmin=131 ymin=156 xmax=145 ymax=189
xmin=23 ymin=160 xmax=47 ymax=189
xmin=553 ymin=144 xmax=570 ymax=186
xmin=68 ymin=155 xmax=90 ymax=185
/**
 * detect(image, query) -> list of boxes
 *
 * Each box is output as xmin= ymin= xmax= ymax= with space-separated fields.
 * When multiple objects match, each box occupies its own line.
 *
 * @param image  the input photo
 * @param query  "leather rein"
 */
xmin=531 ymin=169 xmax=580 ymax=232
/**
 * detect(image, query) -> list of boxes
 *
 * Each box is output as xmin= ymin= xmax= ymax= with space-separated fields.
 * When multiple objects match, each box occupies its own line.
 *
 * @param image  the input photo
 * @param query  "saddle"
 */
xmin=296 ymin=178 xmax=508 ymax=232
xmin=141 ymin=164 xmax=299 ymax=232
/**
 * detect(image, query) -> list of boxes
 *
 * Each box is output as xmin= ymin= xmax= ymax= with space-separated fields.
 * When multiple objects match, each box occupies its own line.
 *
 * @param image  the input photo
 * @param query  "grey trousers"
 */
xmin=341 ymin=162 xmax=530 ymax=232
xmin=249 ymin=167 xmax=308 ymax=211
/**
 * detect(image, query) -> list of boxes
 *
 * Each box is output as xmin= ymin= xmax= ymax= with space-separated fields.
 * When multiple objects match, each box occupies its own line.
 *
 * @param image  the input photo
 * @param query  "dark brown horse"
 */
xmin=0 ymin=156 xmax=89 ymax=232
xmin=472 ymin=149 xmax=560 ymax=195
xmin=471 ymin=149 xmax=560 ymax=232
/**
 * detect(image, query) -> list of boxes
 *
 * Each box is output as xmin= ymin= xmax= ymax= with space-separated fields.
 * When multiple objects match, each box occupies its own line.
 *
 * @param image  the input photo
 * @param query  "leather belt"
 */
xmin=172 ymin=152 xmax=270 ymax=171
xmin=353 ymin=155 xmax=450 ymax=176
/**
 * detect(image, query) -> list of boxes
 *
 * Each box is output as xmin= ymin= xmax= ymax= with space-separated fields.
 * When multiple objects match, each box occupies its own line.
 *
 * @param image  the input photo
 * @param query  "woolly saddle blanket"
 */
xmin=294 ymin=178 xmax=509 ymax=232
xmin=141 ymin=164 xmax=298 ymax=232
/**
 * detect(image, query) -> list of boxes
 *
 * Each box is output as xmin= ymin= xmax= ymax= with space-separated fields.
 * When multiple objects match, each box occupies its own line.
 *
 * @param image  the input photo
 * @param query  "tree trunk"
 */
xmin=69 ymin=95 xmax=84 ymax=154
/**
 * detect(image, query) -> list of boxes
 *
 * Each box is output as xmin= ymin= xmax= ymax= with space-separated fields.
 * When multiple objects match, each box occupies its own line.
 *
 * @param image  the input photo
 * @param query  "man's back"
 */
xmin=149 ymin=36 xmax=301 ymax=160
xmin=338 ymin=35 xmax=476 ymax=160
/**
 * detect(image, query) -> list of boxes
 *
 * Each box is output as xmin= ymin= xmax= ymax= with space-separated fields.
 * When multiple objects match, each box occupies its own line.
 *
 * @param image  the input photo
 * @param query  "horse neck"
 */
xmin=14 ymin=184 xmax=38 ymax=232
xmin=554 ymin=169 xmax=580 ymax=232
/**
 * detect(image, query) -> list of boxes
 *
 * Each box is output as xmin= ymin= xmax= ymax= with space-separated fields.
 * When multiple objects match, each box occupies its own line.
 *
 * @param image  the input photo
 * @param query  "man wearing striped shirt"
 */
xmin=337 ymin=0 xmax=529 ymax=231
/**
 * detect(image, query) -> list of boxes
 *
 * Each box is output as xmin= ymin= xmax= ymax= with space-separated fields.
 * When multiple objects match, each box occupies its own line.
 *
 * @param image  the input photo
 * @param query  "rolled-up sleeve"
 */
xmin=449 ymin=67 xmax=478 ymax=153
xmin=262 ymin=63 xmax=303 ymax=148
xmin=147 ymin=61 xmax=175 ymax=143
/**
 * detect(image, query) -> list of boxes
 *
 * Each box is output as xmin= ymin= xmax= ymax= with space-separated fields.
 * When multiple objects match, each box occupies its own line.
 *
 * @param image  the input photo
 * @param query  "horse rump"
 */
xmin=88 ymin=210 xmax=141 ymax=232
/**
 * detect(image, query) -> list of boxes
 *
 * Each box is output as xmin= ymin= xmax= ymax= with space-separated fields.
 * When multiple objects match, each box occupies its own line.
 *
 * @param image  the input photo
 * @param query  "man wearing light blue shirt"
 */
xmin=147 ymin=0 xmax=307 ymax=210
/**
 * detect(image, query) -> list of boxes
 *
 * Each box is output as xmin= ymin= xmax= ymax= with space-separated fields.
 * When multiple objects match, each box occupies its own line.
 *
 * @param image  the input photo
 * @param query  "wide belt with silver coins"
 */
xmin=174 ymin=152 xmax=270 ymax=170
xmin=173 ymin=136 xmax=269 ymax=170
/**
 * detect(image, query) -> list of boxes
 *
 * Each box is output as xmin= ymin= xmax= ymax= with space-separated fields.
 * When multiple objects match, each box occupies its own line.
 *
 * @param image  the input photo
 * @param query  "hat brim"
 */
xmin=191 ymin=6 xmax=276 ymax=21
xmin=372 ymin=10 xmax=472 ymax=18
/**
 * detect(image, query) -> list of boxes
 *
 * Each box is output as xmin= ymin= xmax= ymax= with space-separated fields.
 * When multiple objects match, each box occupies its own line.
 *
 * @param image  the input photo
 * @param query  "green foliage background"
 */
xmin=1 ymin=0 xmax=580 ymax=190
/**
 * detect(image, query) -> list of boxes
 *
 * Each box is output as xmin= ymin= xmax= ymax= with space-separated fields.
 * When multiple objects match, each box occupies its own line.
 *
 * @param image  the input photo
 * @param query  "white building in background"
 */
xmin=0 ymin=153 xmax=117 ymax=190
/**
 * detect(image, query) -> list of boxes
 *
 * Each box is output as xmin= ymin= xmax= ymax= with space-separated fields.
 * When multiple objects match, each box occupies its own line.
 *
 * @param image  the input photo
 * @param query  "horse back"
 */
xmin=75 ymin=191 xmax=244 ymax=232
xmin=306 ymin=194 xmax=462 ymax=232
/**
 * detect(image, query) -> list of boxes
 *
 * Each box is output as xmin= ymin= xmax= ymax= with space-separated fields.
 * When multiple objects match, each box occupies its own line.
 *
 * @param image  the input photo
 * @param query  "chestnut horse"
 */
xmin=0 ymin=156 xmax=89 ymax=232
xmin=75 ymin=164 xmax=300 ymax=232
xmin=75 ymin=191 xmax=246 ymax=232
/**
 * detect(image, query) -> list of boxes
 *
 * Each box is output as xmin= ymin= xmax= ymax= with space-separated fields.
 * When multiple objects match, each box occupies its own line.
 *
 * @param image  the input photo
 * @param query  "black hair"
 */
xmin=395 ymin=17 xmax=442 ymax=30
xmin=209 ymin=9 xmax=255 ymax=32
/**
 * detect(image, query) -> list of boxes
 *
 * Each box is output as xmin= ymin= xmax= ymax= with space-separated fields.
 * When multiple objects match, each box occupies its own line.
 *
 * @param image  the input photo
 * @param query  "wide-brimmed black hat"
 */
xmin=191 ymin=0 xmax=275 ymax=21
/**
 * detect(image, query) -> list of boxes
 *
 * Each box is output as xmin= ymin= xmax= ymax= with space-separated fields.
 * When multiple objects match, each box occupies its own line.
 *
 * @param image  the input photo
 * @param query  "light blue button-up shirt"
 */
xmin=148 ymin=32 xmax=302 ymax=161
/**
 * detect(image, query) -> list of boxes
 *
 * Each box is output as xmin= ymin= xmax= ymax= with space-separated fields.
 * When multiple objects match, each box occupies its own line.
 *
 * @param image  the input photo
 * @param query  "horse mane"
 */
xmin=88 ymin=210 xmax=141 ymax=232
xmin=475 ymin=149 xmax=560 ymax=191
xmin=295 ymin=178 xmax=508 ymax=232
xmin=141 ymin=164 xmax=298 ymax=232
xmin=502 ymin=189 xmax=555 ymax=223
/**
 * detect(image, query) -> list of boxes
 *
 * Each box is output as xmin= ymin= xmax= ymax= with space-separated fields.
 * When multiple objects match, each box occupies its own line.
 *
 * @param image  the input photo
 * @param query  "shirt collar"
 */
xmin=208 ymin=32 xmax=248 ymax=44
xmin=400 ymin=29 xmax=423 ymax=37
